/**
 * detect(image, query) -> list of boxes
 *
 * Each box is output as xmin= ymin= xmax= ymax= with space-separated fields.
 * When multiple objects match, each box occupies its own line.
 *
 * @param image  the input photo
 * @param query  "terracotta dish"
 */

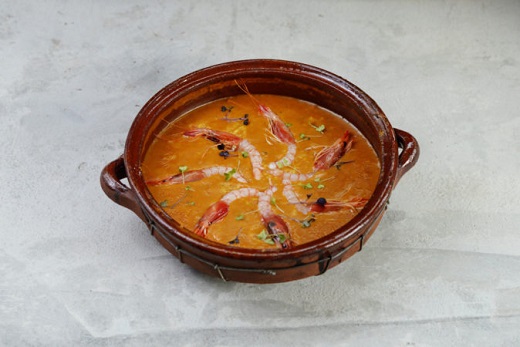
xmin=100 ymin=59 xmax=419 ymax=283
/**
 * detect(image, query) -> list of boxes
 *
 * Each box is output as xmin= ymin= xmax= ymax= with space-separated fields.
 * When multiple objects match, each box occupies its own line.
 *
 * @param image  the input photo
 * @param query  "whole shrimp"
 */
xmin=279 ymin=170 xmax=368 ymax=215
xmin=146 ymin=166 xmax=246 ymax=186
xmin=313 ymin=130 xmax=353 ymax=171
xmin=184 ymin=128 xmax=263 ymax=180
xmin=193 ymin=187 xmax=259 ymax=236
xmin=238 ymin=83 xmax=297 ymax=169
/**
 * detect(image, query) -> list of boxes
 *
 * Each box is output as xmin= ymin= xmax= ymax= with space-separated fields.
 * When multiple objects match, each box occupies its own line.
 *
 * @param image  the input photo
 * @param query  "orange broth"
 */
xmin=141 ymin=94 xmax=380 ymax=249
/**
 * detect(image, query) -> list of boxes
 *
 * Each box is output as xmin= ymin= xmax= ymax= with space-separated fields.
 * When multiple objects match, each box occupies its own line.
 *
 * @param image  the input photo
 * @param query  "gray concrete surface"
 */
xmin=1 ymin=1 xmax=519 ymax=346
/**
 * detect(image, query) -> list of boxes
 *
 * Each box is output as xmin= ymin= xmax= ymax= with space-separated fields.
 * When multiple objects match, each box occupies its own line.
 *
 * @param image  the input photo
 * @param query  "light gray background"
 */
xmin=1 ymin=1 xmax=519 ymax=346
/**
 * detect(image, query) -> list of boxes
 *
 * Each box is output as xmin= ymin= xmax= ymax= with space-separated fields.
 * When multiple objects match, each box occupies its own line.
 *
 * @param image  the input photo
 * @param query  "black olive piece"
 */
xmin=219 ymin=150 xmax=230 ymax=158
xmin=217 ymin=143 xmax=225 ymax=150
xmin=221 ymin=106 xmax=227 ymax=112
xmin=244 ymin=114 xmax=249 ymax=118
xmin=243 ymin=119 xmax=250 ymax=126
xmin=316 ymin=197 xmax=327 ymax=206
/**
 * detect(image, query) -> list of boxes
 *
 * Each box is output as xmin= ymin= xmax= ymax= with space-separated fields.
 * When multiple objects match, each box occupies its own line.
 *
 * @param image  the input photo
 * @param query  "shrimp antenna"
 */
xmin=234 ymin=79 xmax=262 ymax=106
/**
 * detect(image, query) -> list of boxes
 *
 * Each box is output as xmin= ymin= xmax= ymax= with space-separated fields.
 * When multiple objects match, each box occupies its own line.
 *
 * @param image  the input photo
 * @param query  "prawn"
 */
xmin=279 ymin=171 xmax=367 ymax=215
xmin=193 ymin=188 xmax=259 ymax=237
xmin=313 ymin=130 xmax=353 ymax=171
xmin=146 ymin=166 xmax=246 ymax=186
xmin=257 ymin=186 xmax=292 ymax=249
xmin=184 ymin=128 xmax=263 ymax=180
xmin=237 ymin=83 xmax=297 ymax=169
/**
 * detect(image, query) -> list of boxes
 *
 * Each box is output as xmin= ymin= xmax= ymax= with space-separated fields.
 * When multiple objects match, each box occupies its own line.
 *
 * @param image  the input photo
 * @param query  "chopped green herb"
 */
xmin=241 ymin=151 xmax=249 ymax=158
xmin=299 ymin=133 xmax=310 ymax=140
xmin=301 ymin=214 xmax=316 ymax=228
xmin=159 ymin=200 xmax=168 ymax=207
xmin=285 ymin=122 xmax=293 ymax=127
xmin=314 ymin=177 xmax=321 ymax=182
xmin=275 ymin=157 xmax=290 ymax=169
xmin=270 ymin=197 xmax=277 ymax=205
xmin=264 ymin=239 xmax=275 ymax=245
xmin=186 ymin=201 xmax=195 ymax=206
xmin=178 ymin=166 xmax=188 ymax=183
xmin=302 ymin=183 xmax=313 ymax=190
xmin=257 ymin=229 xmax=288 ymax=245
xmin=224 ymin=168 xmax=236 ymax=181
xmin=257 ymin=229 xmax=275 ymax=245
xmin=276 ymin=233 xmax=287 ymax=244
xmin=235 ymin=214 xmax=245 ymax=221
xmin=185 ymin=185 xmax=193 ymax=191
xmin=310 ymin=123 xmax=326 ymax=134
xmin=317 ymin=184 xmax=325 ymax=189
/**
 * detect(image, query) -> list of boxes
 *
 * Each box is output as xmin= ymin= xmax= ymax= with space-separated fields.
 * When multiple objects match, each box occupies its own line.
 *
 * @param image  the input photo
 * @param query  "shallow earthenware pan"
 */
xmin=100 ymin=59 xmax=419 ymax=283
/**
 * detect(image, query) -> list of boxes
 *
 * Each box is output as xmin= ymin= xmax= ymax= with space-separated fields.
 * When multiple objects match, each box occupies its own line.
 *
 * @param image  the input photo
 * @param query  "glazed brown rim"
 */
xmin=123 ymin=59 xmax=401 ymax=262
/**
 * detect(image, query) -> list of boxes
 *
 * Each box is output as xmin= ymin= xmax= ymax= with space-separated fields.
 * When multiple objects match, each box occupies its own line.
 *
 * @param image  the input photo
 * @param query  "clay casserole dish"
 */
xmin=100 ymin=59 xmax=419 ymax=283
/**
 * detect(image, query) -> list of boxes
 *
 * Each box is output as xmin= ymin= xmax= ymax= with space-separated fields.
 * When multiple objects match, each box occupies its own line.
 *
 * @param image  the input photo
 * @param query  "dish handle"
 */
xmin=100 ymin=155 xmax=147 ymax=222
xmin=394 ymin=128 xmax=420 ymax=186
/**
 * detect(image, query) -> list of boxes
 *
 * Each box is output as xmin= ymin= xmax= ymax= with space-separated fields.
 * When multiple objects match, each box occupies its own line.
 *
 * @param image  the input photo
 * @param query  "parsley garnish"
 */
xmin=299 ymin=133 xmax=310 ymax=141
xmin=256 ymin=229 xmax=287 ymax=245
xmin=224 ymin=168 xmax=236 ymax=181
xmin=310 ymin=122 xmax=326 ymax=134
xmin=301 ymin=214 xmax=316 ymax=228
xmin=257 ymin=229 xmax=275 ymax=245
xmin=178 ymin=165 xmax=188 ymax=184
xmin=302 ymin=183 xmax=313 ymax=190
